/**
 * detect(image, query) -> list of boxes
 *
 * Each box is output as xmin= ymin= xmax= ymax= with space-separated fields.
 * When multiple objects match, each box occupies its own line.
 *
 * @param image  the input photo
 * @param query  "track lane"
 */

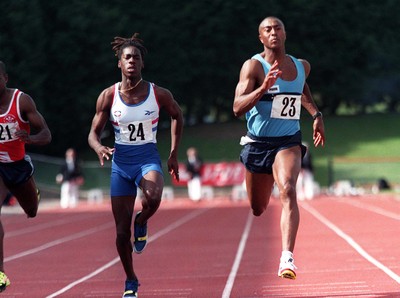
xmin=300 ymin=198 xmax=400 ymax=295
xmin=0 ymin=196 xmax=398 ymax=297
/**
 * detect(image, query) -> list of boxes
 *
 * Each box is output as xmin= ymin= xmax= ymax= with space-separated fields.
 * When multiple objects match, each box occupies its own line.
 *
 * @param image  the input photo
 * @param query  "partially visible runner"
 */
xmin=233 ymin=16 xmax=325 ymax=280
xmin=88 ymin=34 xmax=183 ymax=298
xmin=0 ymin=61 xmax=52 ymax=292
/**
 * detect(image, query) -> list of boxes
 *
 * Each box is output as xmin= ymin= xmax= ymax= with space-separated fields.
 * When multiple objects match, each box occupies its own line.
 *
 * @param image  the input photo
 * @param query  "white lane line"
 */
xmin=342 ymin=199 xmax=400 ymax=220
xmin=45 ymin=208 xmax=208 ymax=298
xmin=301 ymin=202 xmax=400 ymax=284
xmin=46 ymin=259 xmax=118 ymax=298
xmin=5 ymin=222 xmax=114 ymax=262
xmin=6 ymin=214 xmax=103 ymax=238
xmin=222 ymin=211 xmax=254 ymax=298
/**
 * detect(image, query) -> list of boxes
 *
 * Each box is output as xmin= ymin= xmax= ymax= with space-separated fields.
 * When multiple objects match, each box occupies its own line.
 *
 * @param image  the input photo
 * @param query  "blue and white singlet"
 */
xmin=109 ymin=82 xmax=160 ymax=164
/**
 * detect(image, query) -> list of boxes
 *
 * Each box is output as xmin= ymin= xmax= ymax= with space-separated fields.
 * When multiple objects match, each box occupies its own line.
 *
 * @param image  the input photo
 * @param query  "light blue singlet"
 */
xmin=245 ymin=54 xmax=306 ymax=137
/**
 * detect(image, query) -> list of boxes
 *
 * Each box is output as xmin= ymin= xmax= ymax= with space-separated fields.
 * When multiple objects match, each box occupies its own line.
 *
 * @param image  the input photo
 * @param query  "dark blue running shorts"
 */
xmin=0 ymin=156 xmax=34 ymax=188
xmin=240 ymin=131 xmax=306 ymax=174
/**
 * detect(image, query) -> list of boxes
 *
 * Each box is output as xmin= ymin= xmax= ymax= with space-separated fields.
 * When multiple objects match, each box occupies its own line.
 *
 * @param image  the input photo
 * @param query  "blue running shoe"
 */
xmin=133 ymin=211 xmax=147 ymax=254
xmin=122 ymin=279 xmax=139 ymax=298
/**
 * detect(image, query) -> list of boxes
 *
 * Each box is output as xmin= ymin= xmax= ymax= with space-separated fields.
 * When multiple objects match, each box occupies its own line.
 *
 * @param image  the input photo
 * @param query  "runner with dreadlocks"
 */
xmin=88 ymin=33 xmax=183 ymax=298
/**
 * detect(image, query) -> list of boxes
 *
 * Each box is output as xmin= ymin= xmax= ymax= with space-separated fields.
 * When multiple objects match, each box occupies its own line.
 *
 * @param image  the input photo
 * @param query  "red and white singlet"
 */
xmin=0 ymin=89 xmax=30 ymax=163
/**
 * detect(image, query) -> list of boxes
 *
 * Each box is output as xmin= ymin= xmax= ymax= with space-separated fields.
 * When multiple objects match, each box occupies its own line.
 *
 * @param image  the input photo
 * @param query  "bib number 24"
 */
xmin=119 ymin=120 xmax=153 ymax=144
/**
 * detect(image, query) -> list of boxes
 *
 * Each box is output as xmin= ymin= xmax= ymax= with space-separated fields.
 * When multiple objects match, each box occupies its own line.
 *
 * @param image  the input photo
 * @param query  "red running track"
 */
xmin=1 ymin=194 xmax=399 ymax=297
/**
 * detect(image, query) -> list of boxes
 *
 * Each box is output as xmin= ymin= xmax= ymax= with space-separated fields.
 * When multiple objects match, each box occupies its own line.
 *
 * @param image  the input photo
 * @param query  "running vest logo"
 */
xmin=144 ymin=110 xmax=155 ymax=116
xmin=268 ymin=85 xmax=280 ymax=93
xmin=4 ymin=115 xmax=16 ymax=123
xmin=113 ymin=110 xmax=122 ymax=118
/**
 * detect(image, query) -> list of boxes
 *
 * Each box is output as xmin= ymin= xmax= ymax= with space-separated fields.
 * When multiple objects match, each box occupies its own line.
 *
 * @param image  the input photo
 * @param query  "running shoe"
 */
xmin=122 ymin=279 xmax=139 ymax=298
xmin=0 ymin=271 xmax=10 ymax=292
xmin=278 ymin=257 xmax=297 ymax=280
xmin=133 ymin=211 xmax=147 ymax=254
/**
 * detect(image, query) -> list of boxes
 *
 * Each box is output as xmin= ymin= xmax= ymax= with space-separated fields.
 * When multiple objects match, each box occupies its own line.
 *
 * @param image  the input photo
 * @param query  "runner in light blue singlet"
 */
xmin=233 ymin=16 xmax=325 ymax=282
xmin=246 ymin=54 xmax=305 ymax=137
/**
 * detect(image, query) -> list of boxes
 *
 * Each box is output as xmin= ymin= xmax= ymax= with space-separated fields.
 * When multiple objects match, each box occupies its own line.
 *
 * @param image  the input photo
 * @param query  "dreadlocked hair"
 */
xmin=111 ymin=33 xmax=148 ymax=59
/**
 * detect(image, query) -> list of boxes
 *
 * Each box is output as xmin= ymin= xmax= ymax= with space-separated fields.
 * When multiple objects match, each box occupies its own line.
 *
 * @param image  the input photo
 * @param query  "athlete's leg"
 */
xmin=136 ymin=170 xmax=163 ymax=225
xmin=111 ymin=195 xmax=137 ymax=280
xmin=9 ymin=176 xmax=39 ymax=218
xmin=245 ymin=171 xmax=275 ymax=216
xmin=0 ymin=177 xmax=8 ymax=272
xmin=273 ymin=146 xmax=302 ymax=252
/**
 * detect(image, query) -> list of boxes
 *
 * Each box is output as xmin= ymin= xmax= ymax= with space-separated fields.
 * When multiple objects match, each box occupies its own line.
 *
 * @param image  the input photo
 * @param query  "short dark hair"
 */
xmin=258 ymin=16 xmax=285 ymax=33
xmin=111 ymin=33 xmax=148 ymax=59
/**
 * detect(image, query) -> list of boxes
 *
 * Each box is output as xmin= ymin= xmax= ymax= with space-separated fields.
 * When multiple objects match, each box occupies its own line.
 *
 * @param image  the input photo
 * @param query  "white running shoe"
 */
xmin=278 ymin=257 xmax=297 ymax=280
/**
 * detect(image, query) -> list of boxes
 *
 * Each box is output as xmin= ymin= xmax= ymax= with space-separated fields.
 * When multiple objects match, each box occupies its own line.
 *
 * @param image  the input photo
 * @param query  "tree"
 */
xmin=1 ymin=0 xmax=399 ymax=156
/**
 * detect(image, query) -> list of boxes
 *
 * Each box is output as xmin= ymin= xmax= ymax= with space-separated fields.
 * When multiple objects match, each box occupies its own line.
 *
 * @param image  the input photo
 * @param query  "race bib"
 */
xmin=270 ymin=94 xmax=301 ymax=120
xmin=0 ymin=122 xmax=19 ymax=143
xmin=119 ymin=119 xmax=154 ymax=144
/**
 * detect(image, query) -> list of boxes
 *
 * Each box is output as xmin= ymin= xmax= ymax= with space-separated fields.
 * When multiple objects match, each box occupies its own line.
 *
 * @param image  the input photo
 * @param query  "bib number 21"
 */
xmin=0 ymin=123 xmax=18 ymax=142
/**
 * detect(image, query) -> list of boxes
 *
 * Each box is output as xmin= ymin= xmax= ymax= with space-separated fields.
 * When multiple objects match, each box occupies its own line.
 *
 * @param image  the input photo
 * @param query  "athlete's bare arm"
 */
xmin=233 ymin=59 xmax=281 ymax=117
xmin=88 ymin=87 xmax=115 ymax=166
xmin=299 ymin=59 xmax=325 ymax=147
xmin=154 ymin=85 xmax=183 ymax=181
xmin=17 ymin=93 xmax=51 ymax=145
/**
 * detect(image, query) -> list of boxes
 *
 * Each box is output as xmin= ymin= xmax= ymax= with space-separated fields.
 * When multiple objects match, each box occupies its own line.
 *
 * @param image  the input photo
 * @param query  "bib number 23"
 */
xmin=271 ymin=94 xmax=301 ymax=120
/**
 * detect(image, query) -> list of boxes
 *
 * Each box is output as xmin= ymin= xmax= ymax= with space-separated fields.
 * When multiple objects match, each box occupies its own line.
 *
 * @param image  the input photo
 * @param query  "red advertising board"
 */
xmin=173 ymin=162 xmax=246 ymax=187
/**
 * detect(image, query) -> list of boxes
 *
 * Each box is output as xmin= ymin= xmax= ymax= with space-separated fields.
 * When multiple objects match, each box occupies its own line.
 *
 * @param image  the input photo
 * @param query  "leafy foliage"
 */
xmin=1 ymin=0 xmax=399 ymax=155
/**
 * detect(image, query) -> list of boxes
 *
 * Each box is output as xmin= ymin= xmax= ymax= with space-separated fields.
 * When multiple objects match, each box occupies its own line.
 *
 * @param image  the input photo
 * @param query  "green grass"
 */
xmin=33 ymin=113 xmax=400 ymax=193
xmin=157 ymin=113 xmax=400 ymax=187
xmin=311 ymin=113 xmax=400 ymax=186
